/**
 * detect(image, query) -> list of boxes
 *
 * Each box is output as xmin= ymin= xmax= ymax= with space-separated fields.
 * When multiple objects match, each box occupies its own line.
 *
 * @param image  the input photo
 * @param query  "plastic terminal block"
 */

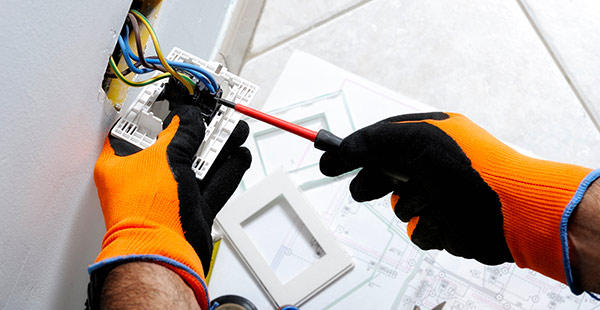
xmin=110 ymin=47 xmax=259 ymax=180
xmin=111 ymin=79 xmax=168 ymax=149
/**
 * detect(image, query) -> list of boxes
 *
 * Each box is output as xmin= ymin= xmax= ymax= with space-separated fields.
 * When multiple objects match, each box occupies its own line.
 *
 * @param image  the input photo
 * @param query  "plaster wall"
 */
xmin=0 ymin=1 xmax=234 ymax=308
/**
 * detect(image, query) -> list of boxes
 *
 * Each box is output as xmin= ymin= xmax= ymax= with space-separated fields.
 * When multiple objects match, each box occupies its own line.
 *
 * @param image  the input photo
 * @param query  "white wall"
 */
xmin=0 ymin=1 xmax=235 ymax=309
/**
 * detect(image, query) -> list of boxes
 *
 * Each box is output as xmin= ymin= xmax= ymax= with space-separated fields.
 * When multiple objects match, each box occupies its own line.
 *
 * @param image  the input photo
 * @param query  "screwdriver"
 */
xmin=218 ymin=99 xmax=343 ymax=152
xmin=218 ymin=99 xmax=409 ymax=182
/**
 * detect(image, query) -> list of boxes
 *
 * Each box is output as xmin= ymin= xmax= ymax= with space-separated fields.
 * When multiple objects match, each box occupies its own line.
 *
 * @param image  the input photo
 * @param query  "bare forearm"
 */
xmin=568 ymin=179 xmax=600 ymax=293
xmin=101 ymin=262 xmax=200 ymax=310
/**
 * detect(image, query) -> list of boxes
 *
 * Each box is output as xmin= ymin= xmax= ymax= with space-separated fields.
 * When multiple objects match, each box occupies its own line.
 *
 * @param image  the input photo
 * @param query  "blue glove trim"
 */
xmin=88 ymin=254 xmax=210 ymax=303
xmin=560 ymin=169 xmax=600 ymax=296
xmin=587 ymin=292 xmax=600 ymax=301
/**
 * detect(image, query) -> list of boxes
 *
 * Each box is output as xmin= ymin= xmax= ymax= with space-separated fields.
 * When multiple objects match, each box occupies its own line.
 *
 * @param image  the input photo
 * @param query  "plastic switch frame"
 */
xmin=111 ymin=47 xmax=259 ymax=180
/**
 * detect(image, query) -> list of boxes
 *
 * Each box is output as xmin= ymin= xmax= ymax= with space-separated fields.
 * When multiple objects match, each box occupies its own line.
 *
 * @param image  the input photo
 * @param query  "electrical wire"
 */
xmin=104 ymin=19 xmax=152 ymax=78
xmin=104 ymin=17 xmax=163 ymax=79
xmin=156 ymin=58 xmax=218 ymax=91
xmin=126 ymin=10 xmax=218 ymax=92
xmin=106 ymin=10 xmax=219 ymax=94
xmin=205 ymin=239 xmax=221 ymax=285
xmin=109 ymin=56 xmax=194 ymax=88
xmin=136 ymin=57 xmax=217 ymax=93
xmin=104 ymin=61 xmax=144 ymax=78
xmin=118 ymin=30 xmax=152 ymax=75
xmin=109 ymin=56 xmax=170 ymax=86
xmin=119 ymin=25 xmax=209 ymax=91
xmin=127 ymin=13 xmax=164 ymax=72
xmin=121 ymin=31 xmax=217 ymax=93
xmin=111 ymin=28 xmax=217 ymax=93
xmin=130 ymin=9 xmax=195 ymax=94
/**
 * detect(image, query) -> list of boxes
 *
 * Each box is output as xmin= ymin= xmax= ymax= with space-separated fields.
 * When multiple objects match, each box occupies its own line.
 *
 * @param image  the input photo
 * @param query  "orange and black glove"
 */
xmin=87 ymin=105 xmax=251 ymax=309
xmin=319 ymin=112 xmax=599 ymax=294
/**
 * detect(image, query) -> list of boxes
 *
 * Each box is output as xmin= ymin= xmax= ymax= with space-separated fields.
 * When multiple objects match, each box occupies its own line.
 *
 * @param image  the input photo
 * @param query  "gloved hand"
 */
xmin=320 ymin=112 xmax=599 ymax=291
xmin=89 ymin=105 xmax=251 ymax=308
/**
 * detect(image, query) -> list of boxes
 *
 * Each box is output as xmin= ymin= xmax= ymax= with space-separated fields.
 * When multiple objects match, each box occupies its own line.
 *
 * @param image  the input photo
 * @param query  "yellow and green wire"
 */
xmin=130 ymin=9 xmax=195 ymax=94
xmin=109 ymin=9 xmax=196 ymax=93
xmin=205 ymin=239 xmax=221 ymax=285
xmin=109 ymin=56 xmax=194 ymax=87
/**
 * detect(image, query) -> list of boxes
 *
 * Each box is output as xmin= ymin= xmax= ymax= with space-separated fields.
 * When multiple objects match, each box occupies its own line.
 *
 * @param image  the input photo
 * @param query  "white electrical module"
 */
xmin=111 ymin=47 xmax=258 ymax=180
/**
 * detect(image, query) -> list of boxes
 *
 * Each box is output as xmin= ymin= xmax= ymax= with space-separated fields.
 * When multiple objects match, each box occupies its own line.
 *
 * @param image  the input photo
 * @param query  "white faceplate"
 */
xmin=216 ymin=170 xmax=354 ymax=307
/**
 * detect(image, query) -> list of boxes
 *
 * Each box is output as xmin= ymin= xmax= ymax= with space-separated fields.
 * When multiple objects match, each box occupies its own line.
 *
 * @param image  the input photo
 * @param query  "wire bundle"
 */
xmin=108 ymin=10 xmax=218 ymax=95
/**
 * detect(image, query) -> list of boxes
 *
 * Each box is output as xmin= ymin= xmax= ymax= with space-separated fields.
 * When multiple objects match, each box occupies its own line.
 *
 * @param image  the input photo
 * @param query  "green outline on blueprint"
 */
xmin=254 ymin=113 xmax=330 ymax=176
xmin=248 ymin=90 xmax=355 ymax=180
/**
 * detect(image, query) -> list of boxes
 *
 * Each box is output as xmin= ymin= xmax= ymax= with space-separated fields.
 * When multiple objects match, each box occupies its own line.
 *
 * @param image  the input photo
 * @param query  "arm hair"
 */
xmin=101 ymin=262 xmax=201 ymax=310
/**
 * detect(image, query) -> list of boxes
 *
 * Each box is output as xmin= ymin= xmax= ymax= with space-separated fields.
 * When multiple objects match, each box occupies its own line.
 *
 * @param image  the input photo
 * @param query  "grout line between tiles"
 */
xmin=244 ymin=0 xmax=375 ymax=63
xmin=516 ymin=0 xmax=600 ymax=134
xmin=239 ymin=0 xmax=268 ymax=73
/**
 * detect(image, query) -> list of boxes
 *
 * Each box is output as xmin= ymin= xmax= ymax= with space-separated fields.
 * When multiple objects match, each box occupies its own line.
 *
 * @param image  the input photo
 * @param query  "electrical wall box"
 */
xmin=111 ymin=47 xmax=258 ymax=180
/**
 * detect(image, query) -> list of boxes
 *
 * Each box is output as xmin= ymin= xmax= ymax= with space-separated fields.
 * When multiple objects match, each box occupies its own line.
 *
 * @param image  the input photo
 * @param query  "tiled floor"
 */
xmin=240 ymin=0 xmax=600 ymax=167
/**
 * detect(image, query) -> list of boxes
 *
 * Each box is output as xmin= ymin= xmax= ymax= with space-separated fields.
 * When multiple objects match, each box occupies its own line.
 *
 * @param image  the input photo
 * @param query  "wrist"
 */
xmin=101 ymin=262 xmax=200 ymax=310
xmin=493 ymin=157 xmax=593 ymax=283
xmin=429 ymin=114 xmax=593 ymax=281
xmin=567 ymin=177 xmax=600 ymax=293
xmin=90 ymin=219 xmax=210 ymax=308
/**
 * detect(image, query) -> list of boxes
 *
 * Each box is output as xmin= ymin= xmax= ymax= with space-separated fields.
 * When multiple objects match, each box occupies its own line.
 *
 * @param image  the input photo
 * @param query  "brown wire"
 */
xmin=104 ymin=14 xmax=166 ymax=78
xmin=127 ymin=13 xmax=165 ymax=72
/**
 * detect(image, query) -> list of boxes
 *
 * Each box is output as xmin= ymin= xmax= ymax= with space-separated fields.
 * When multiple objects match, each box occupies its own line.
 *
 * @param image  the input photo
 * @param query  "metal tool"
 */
xmin=218 ymin=99 xmax=342 ymax=152
xmin=219 ymin=99 xmax=410 ymax=183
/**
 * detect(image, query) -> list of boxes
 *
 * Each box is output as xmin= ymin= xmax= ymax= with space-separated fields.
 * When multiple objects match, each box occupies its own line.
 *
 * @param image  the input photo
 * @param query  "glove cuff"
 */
xmin=488 ymin=155 xmax=592 ymax=284
xmin=431 ymin=114 xmax=594 ymax=283
xmin=560 ymin=169 xmax=600 ymax=294
xmin=89 ymin=219 xmax=209 ymax=309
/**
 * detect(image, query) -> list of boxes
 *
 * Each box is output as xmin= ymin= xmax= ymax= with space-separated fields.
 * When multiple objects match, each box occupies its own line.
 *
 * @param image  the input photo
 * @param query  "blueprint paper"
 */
xmin=241 ymin=91 xmax=357 ymax=188
xmin=208 ymin=51 xmax=596 ymax=309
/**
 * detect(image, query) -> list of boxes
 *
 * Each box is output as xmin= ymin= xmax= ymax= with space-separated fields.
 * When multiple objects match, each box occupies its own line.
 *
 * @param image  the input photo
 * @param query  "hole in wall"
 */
xmin=101 ymin=0 xmax=164 ymax=109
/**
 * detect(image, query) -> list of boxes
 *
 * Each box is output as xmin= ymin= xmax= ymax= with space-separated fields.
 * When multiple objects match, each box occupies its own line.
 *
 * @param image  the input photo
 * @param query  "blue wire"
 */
xmin=121 ymin=26 xmax=218 ymax=90
xmin=155 ymin=58 xmax=219 ymax=90
xmin=117 ymin=30 xmax=153 ymax=75
xmin=120 ymin=26 xmax=218 ymax=93
xmin=143 ymin=58 xmax=216 ymax=94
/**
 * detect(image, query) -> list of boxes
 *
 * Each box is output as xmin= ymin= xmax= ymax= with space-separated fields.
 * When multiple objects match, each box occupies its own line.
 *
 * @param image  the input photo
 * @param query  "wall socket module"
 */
xmin=111 ymin=47 xmax=258 ymax=180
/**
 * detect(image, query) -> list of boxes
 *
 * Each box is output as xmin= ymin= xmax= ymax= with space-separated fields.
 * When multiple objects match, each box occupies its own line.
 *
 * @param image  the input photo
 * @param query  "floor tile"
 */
xmin=241 ymin=0 xmax=600 ymax=167
xmin=519 ymin=0 xmax=600 ymax=133
xmin=250 ymin=0 xmax=366 ymax=55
